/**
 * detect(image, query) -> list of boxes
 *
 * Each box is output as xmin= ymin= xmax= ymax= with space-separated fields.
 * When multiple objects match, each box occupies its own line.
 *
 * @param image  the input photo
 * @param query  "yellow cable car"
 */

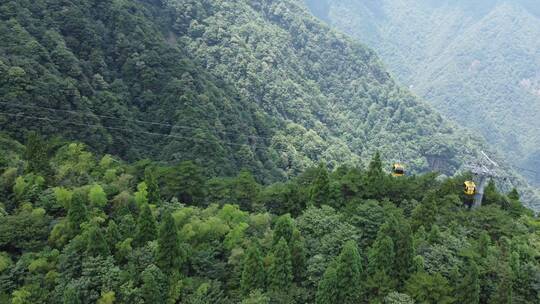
xmin=464 ymin=181 xmax=476 ymax=196
xmin=392 ymin=163 xmax=405 ymax=177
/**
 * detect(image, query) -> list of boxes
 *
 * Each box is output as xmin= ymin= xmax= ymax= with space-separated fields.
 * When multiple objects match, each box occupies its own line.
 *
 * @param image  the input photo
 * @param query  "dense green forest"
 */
xmin=3 ymin=0 xmax=540 ymax=207
xmin=304 ymin=0 xmax=540 ymax=185
xmin=0 ymin=0 xmax=495 ymax=181
xmin=2 ymin=0 xmax=540 ymax=302
xmin=1 ymin=133 xmax=539 ymax=303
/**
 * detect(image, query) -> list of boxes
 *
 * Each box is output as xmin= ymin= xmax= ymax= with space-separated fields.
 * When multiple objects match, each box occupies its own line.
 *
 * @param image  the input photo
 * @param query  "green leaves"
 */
xmin=68 ymin=191 xmax=88 ymax=234
xmin=268 ymin=238 xmax=293 ymax=292
xmin=310 ymin=163 xmax=330 ymax=207
xmin=157 ymin=212 xmax=186 ymax=274
xmin=135 ymin=204 xmax=157 ymax=247
xmin=88 ymin=184 xmax=107 ymax=208
xmin=241 ymin=245 xmax=266 ymax=295
xmin=140 ymin=264 xmax=167 ymax=303
xmin=405 ymin=272 xmax=454 ymax=304
xmin=0 ymin=144 xmax=539 ymax=304
xmin=334 ymin=241 xmax=364 ymax=304
xmin=86 ymin=226 xmax=109 ymax=257
xmin=316 ymin=263 xmax=338 ymax=304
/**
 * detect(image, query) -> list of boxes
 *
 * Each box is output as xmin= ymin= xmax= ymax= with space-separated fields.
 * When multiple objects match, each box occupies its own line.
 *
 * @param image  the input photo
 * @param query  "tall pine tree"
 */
xmin=316 ymin=263 xmax=338 ymax=304
xmin=310 ymin=163 xmax=330 ymax=207
xmin=365 ymin=152 xmax=385 ymax=198
xmin=456 ymin=261 xmax=480 ymax=304
xmin=157 ymin=212 xmax=185 ymax=274
xmin=63 ymin=285 xmax=81 ymax=304
xmin=335 ymin=240 xmax=364 ymax=303
xmin=381 ymin=214 xmax=414 ymax=284
xmin=273 ymin=214 xmax=294 ymax=244
xmin=135 ymin=204 xmax=157 ymax=246
xmin=268 ymin=237 xmax=293 ymax=291
xmin=478 ymin=231 xmax=491 ymax=258
xmin=145 ymin=167 xmax=161 ymax=204
xmin=490 ymin=264 xmax=513 ymax=304
xmin=507 ymin=188 xmax=520 ymax=201
xmin=141 ymin=264 xmax=166 ymax=303
xmin=290 ymin=229 xmax=307 ymax=282
xmin=240 ymin=244 xmax=266 ymax=295
xmin=105 ymin=220 xmax=121 ymax=248
xmin=24 ymin=131 xmax=50 ymax=176
xmin=86 ymin=226 xmax=110 ymax=257
xmin=68 ymin=191 xmax=88 ymax=234
xmin=366 ymin=235 xmax=396 ymax=300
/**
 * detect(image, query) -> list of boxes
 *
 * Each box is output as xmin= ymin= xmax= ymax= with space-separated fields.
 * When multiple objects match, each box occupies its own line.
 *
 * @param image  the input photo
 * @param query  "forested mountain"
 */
xmin=1 ymin=0 xmax=495 ymax=184
xmin=304 ymin=0 xmax=540 ymax=185
xmin=2 ymin=0 xmax=540 ymax=303
xmin=1 ymin=133 xmax=539 ymax=303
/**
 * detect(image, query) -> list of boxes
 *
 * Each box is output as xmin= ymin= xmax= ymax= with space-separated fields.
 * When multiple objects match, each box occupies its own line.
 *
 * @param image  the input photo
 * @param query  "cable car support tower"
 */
xmin=465 ymin=151 xmax=499 ymax=209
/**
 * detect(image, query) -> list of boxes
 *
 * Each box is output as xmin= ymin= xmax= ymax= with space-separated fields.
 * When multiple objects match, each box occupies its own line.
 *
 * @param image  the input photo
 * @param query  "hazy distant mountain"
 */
xmin=305 ymin=0 xmax=540 ymax=185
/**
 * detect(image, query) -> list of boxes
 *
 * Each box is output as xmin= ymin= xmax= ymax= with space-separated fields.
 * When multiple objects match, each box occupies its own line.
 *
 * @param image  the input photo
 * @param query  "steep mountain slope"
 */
xmin=305 ymin=0 xmax=540 ymax=185
xmin=0 ymin=0 xmax=485 ymax=182
xmin=0 ymin=0 xmax=280 ymax=180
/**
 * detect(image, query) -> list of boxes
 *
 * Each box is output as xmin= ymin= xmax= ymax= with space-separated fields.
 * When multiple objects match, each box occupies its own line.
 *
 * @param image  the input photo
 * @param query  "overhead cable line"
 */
xmin=0 ymin=111 xmax=269 ymax=149
xmin=0 ymin=101 xmax=276 ymax=142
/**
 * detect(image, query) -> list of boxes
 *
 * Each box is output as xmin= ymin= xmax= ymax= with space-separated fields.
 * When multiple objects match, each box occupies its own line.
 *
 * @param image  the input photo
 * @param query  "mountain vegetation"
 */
xmin=2 ymin=0 xmax=540 ymax=302
xmin=304 ymin=0 xmax=540 ymax=185
xmin=0 ymin=0 xmax=494 ymax=184
xmin=1 ymin=133 xmax=539 ymax=303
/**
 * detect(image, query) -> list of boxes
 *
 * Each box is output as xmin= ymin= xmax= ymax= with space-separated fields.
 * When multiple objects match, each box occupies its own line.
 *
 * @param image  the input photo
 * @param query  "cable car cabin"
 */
xmin=464 ymin=181 xmax=476 ymax=196
xmin=392 ymin=163 xmax=405 ymax=177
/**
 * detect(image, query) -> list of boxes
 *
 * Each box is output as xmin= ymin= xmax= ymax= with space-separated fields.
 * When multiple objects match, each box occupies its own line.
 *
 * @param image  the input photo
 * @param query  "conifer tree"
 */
xmin=411 ymin=195 xmax=437 ymax=230
xmin=508 ymin=188 xmax=520 ymax=201
xmin=427 ymin=224 xmax=441 ymax=244
xmin=135 ymin=204 xmax=157 ymax=246
xmin=68 ymin=191 xmax=88 ymax=233
xmin=366 ymin=235 xmax=396 ymax=300
xmin=310 ymin=163 xmax=330 ymax=206
xmin=365 ymin=152 xmax=385 ymax=198
xmin=165 ymin=161 xmax=206 ymax=205
xmin=290 ymin=229 xmax=307 ymax=282
xmin=381 ymin=215 xmax=414 ymax=284
xmin=134 ymin=182 xmax=148 ymax=207
xmin=63 ymin=285 xmax=81 ymax=304
xmin=119 ymin=214 xmax=136 ymax=240
xmin=456 ymin=261 xmax=480 ymax=304
xmin=483 ymin=180 xmax=502 ymax=206
xmin=395 ymin=220 xmax=414 ymax=284
xmin=145 ymin=167 xmax=161 ymax=204
xmin=316 ymin=264 xmax=338 ymax=304
xmin=241 ymin=290 xmax=270 ymax=304
xmin=412 ymin=255 xmax=425 ymax=273
xmin=141 ymin=264 xmax=166 ymax=303
xmin=510 ymin=251 xmax=520 ymax=276
xmin=86 ymin=226 xmax=110 ymax=257
xmin=478 ymin=231 xmax=491 ymax=258
xmin=268 ymin=238 xmax=293 ymax=291
xmin=105 ymin=220 xmax=121 ymax=248
xmin=273 ymin=214 xmax=294 ymax=244
xmin=24 ymin=131 xmax=50 ymax=176
xmin=405 ymin=272 xmax=454 ymax=304
xmin=241 ymin=244 xmax=266 ymax=295
xmin=157 ymin=212 xmax=184 ymax=273
xmin=367 ymin=235 xmax=395 ymax=276
xmin=335 ymin=240 xmax=364 ymax=303
xmin=367 ymin=151 xmax=383 ymax=178
xmin=490 ymin=263 xmax=513 ymax=304
xmin=413 ymin=225 xmax=427 ymax=250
